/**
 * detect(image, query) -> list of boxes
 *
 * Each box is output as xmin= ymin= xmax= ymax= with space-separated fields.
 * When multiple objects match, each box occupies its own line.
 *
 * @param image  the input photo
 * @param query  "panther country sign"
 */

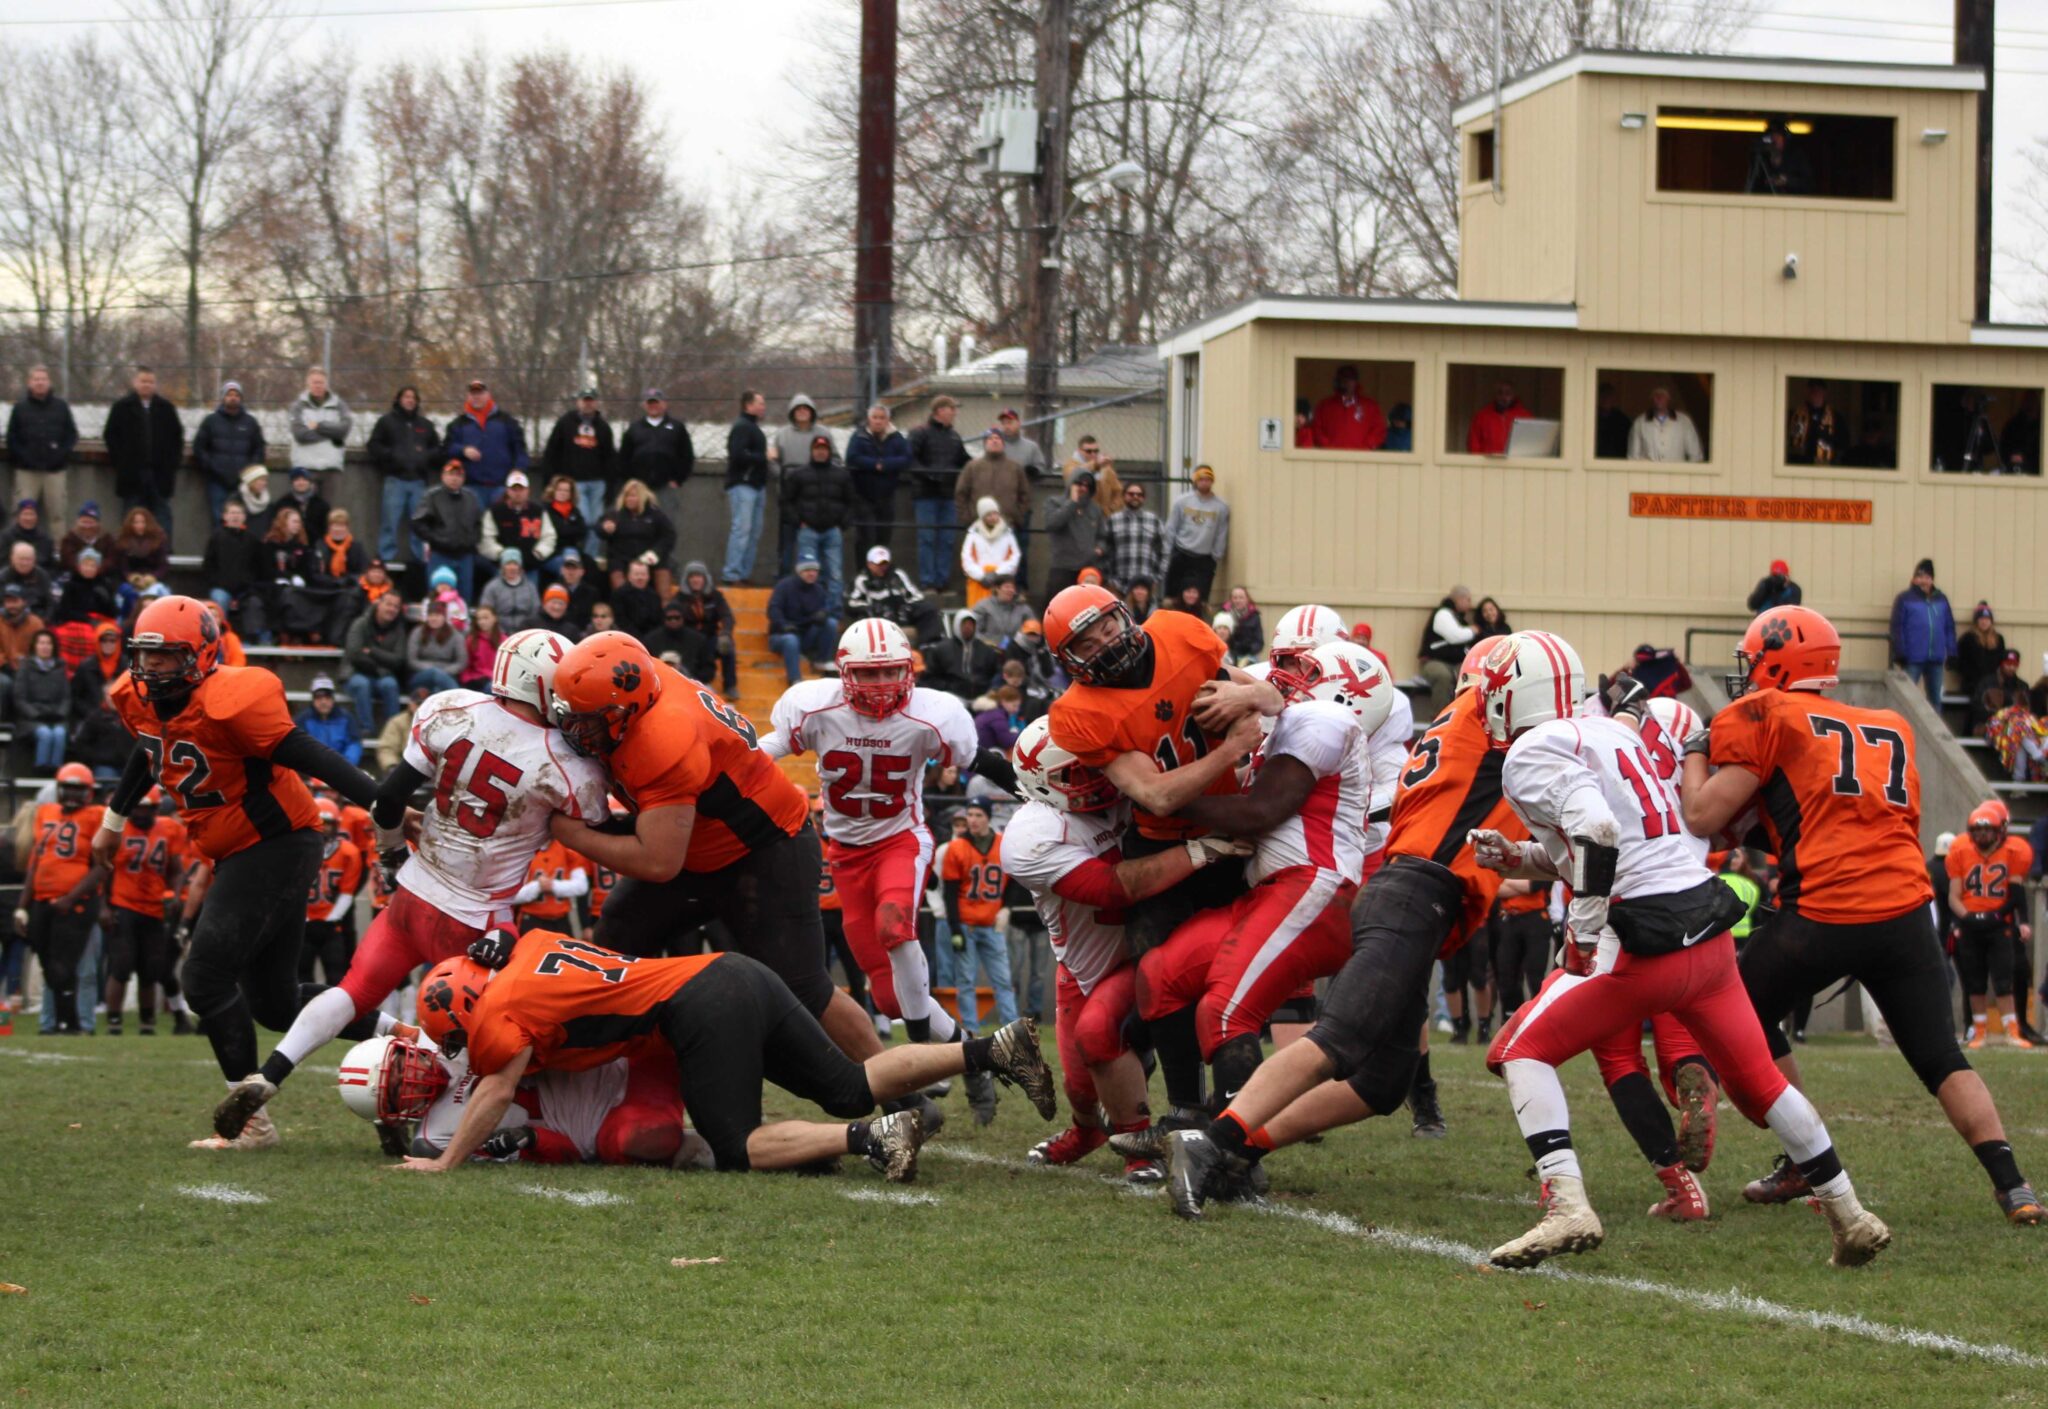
xmin=1628 ymin=493 xmax=1872 ymax=524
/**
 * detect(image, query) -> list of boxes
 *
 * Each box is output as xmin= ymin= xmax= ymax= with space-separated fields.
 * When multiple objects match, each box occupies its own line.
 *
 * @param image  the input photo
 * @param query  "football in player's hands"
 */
xmin=1185 ymin=834 xmax=1254 ymax=869
xmin=467 ymin=927 xmax=518 ymax=971
xmin=1598 ymin=671 xmax=1649 ymax=722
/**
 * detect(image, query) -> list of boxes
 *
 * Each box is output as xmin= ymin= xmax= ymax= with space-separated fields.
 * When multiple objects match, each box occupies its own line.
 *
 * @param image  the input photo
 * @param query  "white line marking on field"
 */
xmin=928 ymin=1149 xmax=2045 ymax=1369
xmin=1829 ymin=1111 xmax=2048 ymax=1141
xmin=0 ymin=1047 xmax=94 ymax=1064
xmin=840 ymin=1188 xmax=940 ymax=1207
xmin=177 ymin=1184 xmax=269 ymax=1205
xmin=1452 ymin=1190 xmax=1537 ymax=1206
xmin=518 ymin=1184 xmax=625 ymax=1208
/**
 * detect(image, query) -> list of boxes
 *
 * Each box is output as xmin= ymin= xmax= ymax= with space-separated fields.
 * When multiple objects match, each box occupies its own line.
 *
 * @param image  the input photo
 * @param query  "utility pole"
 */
xmin=854 ymin=0 xmax=899 ymax=411
xmin=1026 ymin=0 xmax=1073 ymax=435
xmin=1956 ymin=0 xmax=1994 ymax=324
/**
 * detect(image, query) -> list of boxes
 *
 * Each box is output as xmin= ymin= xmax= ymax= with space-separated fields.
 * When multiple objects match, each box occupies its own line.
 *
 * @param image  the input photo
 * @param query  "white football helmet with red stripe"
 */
xmin=1012 ymin=716 xmax=1119 ymax=813
xmin=1477 ymin=631 xmax=1585 ymax=749
xmin=1270 ymin=604 xmax=1347 ymax=676
xmin=836 ymin=618 xmax=915 ymax=718
xmin=336 ymin=1035 xmax=449 ymax=1123
xmin=1273 ymin=640 xmax=1393 ymax=736
xmin=1642 ymin=697 xmax=1701 ymax=749
xmin=493 ymin=629 xmax=572 ymax=716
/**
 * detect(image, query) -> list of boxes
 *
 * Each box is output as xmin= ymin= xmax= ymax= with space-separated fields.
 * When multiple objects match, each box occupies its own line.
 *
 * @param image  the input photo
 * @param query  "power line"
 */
xmin=0 ymin=0 xmax=682 ymax=27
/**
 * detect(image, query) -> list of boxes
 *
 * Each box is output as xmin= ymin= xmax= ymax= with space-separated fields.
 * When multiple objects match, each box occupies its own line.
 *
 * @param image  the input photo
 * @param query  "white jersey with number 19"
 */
xmin=765 ymin=680 xmax=980 ymax=848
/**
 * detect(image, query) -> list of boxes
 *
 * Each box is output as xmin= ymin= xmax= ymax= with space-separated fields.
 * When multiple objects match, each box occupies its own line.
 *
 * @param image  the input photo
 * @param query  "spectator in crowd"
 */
xmin=767 ymin=556 xmax=835 ymax=684
xmin=597 ymin=478 xmax=676 ymax=594
xmin=343 ymin=591 xmax=409 ymax=727
xmin=1042 ymin=470 xmax=1105 ymax=596
xmin=643 ymin=598 xmax=715 ymax=683
xmin=480 ymin=470 xmax=557 ymax=576
xmin=846 ymin=545 xmax=939 ymax=642
xmin=995 ymin=408 xmax=1046 ymax=479
xmin=1889 ymin=557 xmax=1956 ymax=710
xmin=1958 ymin=603 xmax=2007 ymax=702
xmin=0 ymin=582 xmax=44 ymax=678
xmin=973 ymin=684 xmax=1025 ymax=756
xmin=845 ymin=402 xmax=911 ymax=557
xmin=580 ymin=600 xmax=616 ymax=642
xmin=353 ymin=555 xmax=396 ymax=620
xmin=102 ymin=366 xmax=183 ymax=539
xmin=537 ymin=583 xmax=576 ymax=639
xmin=553 ymin=549 xmax=599 ymax=630
xmin=1294 ymin=397 xmax=1314 ymax=448
xmin=1102 ymin=479 xmax=1167 ymax=593
xmin=2003 ymin=390 xmax=2042 ymax=475
xmin=73 ymin=692 xmax=133 ymax=784
xmin=186 ymin=379 xmax=264 ymax=526
xmin=462 ymin=604 xmax=504 ymax=689
xmin=1166 ymin=582 xmax=1208 ymax=620
xmin=673 ymin=560 xmax=739 ymax=698
xmin=57 ymin=502 xmax=105 ymax=575
xmin=0 ymin=500 xmax=56 ymax=573
xmin=318 ymin=508 xmax=367 ymax=597
xmin=1986 ymin=680 xmax=2048 ymax=782
xmin=69 ymin=622 xmax=124 ymax=716
xmin=1384 ymin=402 xmax=1414 ymax=453
xmin=941 ymin=799 xmax=1021 ymax=1033
xmin=608 ymin=558 xmax=662 ymax=641
xmin=1475 ymin=595 xmax=1513 ymax=640
xmin=234 ymin=464 xmax=276 ymax=538
xmin=1840 ymin=417 xmax=1896 ymax=469
xmin=442 ymin=378 xmax=529 ymax=505
xmin=788 ymin=433 xmax=855 ymax=612
xmin=406 ymin=597 xmax=465 ymax=695
xmin=1164 ymin=464 xmax=1229 ymax=602
xmin=298 ymin=675 xmax=361 ymax=766
xmin=1629 ymin=385 xmax=1705 ymax=462
xmin=1787 ymin=379 xmax=1843 ymax=465
xmin=426 ymin=564 xmax=470 ymax=632
xmin=52 ymin=547 xmax=117 ymax=628
xmin=1001 ymin=624 xmax=1056 ymax=711
xmin=1747 ymin=558 xmax=1802 ymax=612
xmin=907 ymin=396 xmax=969 ymax=590
xmin=1466 ymin=380 xmax=1531 ymax=456
xmin=1310 ymin=363 xmax=1386 ymax=450
xmin=287 ymin=366 xmax=352 ymax=490
xmin=723 ymin=389 xmax=771 ymax=585
xmin=6 ymin=365 xmax=78 ymax=526
xmin=412 ymin=459 xmax=486 ymax=602
xmin=201 ymin=500 xmax=260 ymax=627
xmin=109 ymin=507 xmax=169 ymax=582
xmin=1123 ymin=577 xmax=1155 ymax=626
xmin=1594 ymin=381 xmax=1632 ymax=460
xmin=1972 ymin=646 xmax=2027 ymax=735
xmin=543 ymin=388 xmax=617 ymax=552
xmin=281 ymin=466 xmax=333 ymax=542
xmin=481 ymin=548 xmax=541 ymax=634
xmin=1210 ymin=610 xmax=1238 ymax=653
xmin=618 ymin=387 xmax=695 ymax=538
xmin=13 ymin=629 xmax=69 ymax=768
xmin=378 ymin=687 xmax=428 ymax=773
xmin=1063 ymin=434 xmax=1103 ymax=480
xmin=960 ymin=497 xmax=1019 ymax=607
xmin=1222 ymin=585 xmax=1263 ymax=663
xmin=0 ymin=542 xmax=53 ymax=620
xmin=367 ymin=384 xmax=440 ymax=563
xmin=971 ymin=575 xmax=1031 ymax=644
xmin=956 ymin=428 xmax=1032 ymax=539
xmin=1748 ymin=121 xmax=1813 ymax=195
xmin=250 ymin=505 xmax=343 ymax=645
xmin=770 ymin=394 xmax=826 ymax=576
xmin=538 ymin=475 xmax=586 ymax=576
xmin=919 ymin=611 xmax=1001 ymax=703
xmin=1419 ymin=583 xmax=1478 ymax=714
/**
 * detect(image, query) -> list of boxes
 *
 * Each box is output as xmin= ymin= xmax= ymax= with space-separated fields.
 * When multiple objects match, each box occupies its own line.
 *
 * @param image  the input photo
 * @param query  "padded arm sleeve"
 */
xmin=371 ymin=759 xmax=431 ymax=831
xmin=271 ymin=727 xmax=379 ymax=809
xmin=1049 ymin=858 xmax=1129 ymax=910
xmin=969 ymin=746 xmax=1018 ymax=796
xmin=108 ymin=746 xmax=154 ymax=817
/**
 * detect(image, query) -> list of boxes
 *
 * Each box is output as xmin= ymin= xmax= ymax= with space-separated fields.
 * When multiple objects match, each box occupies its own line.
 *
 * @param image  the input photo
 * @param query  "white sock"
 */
xmin=1505 ymin=1059 xmax=1581 ymax=1181
xmin=275 ymin=987 xmax=360 ymax=1068
xmin=887 ymin=944 xmax=956 ymax=1041
xmin=166 ymin=993 xmax=191 ymax=1015
xmin=1536 ymin=1147 xmax=1583 ymax=1182
xmin=1811 ymin=1170 xmax=1852 ymax=1198
xmin=1762 ymin=1086 xmax=1832 ymax=1164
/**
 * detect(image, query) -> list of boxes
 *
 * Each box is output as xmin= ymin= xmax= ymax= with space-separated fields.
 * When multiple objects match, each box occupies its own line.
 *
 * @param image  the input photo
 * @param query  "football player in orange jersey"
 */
xmin=394 ymin=928 xmax=1055 ymax=1179
xmin=101 ymin=786 xmax=185 ymax=1035
xmin=1946 ymin=801 xmax=2035 ymax=1049
xmin=301 ymin=799 xmax=365 ymax=986
xmin=93 ymin=596 xmax=388 ymax=1148
xmin=17 ymin=764 xmax=110 ymax=1033
xmin=513 ymin=839 xmax=589 ymax=934
xmin=1682 ymin=605 xmax=2044 ymax=1225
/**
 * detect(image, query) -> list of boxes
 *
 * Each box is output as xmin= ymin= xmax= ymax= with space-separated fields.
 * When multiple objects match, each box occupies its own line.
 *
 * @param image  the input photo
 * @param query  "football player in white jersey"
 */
xmin=1003 ymin=717 xmax=1254 ymax=1181
xmin=213 ymin=629 xmax=610 ymax=1140
xmin=1467 ymin=631 xmax=1887 ymax=1270
xmin=1121 ymin=641 xmax=1392 ymax=1153
xmin=762 ymin=620 xmax=1021 ymax=1081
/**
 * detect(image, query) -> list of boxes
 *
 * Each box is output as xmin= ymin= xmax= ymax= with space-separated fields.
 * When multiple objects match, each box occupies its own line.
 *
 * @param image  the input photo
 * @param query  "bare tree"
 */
xmin=2008 ymin=136 xmax=2048 ymax=322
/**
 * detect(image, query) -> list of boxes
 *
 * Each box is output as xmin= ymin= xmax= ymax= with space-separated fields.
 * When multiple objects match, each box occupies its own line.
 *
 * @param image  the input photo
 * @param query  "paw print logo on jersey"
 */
xmin=1153 ymin=699 xmax=1174 ymax=722
xmin=1760 ymin=617 xmax=1794 ymax=652
xmin=612 ymin=661 xmax=642 ymax=693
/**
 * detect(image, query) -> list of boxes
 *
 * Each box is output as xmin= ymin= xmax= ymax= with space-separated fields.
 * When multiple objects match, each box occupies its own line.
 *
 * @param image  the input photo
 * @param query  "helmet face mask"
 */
xmin=55 ymin=762 xmax=94 ymax=809
xmin=1269 ymin=605 xmax=1346 ymax=679
xmin=1060 ymin=603 xmax=1146 ymax=686
xmin=550 ymin=632 xmax=661 ymax=757
xmin=1733 ymin=607 xmax=1839 ymax=697
xmin=836 ymin=619 xmax=915 ymax=717
xmin=552 ymin=699 xmax=631 ymax=757
xmin=128 ymin=597 xmax=222 ymax=705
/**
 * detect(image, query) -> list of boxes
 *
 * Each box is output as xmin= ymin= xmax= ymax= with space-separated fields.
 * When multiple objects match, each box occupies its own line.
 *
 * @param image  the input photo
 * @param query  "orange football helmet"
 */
xmin=1968 ymin=801 xmax=2008 ymax=849
xmin=129 ymin=595 xmax=223 ymax=703
xmin=1455 ymin=639 xmax=1498 ymax=694
xmin=1043 ymin=584 xmax=1146 ymax=686
xmin=551 ymin=631 xmax=664 ymax=757
xmin=55 ymin=761 xmax=94 ymax=807
xmin=1732 ymin=606 xmax=1838 ymax=696
xmin=417 ymin=954 xmax=494 ymax=1056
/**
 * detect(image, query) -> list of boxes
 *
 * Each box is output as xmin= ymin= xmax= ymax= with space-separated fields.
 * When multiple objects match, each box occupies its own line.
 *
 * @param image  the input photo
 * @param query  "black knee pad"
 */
xmin=1209 ymin=1034 xmax=1263 ymax=1104
xmin=1344 ymin=1044 xmax=1420 ymax=1117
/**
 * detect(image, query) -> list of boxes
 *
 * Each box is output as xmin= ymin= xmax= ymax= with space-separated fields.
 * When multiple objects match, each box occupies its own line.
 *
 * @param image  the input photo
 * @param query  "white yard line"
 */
xmin=176 ymin=1184 xmax=269 ymax=1205
xmin=840 ymin=1188 xmax=941 ymax=1207
xmin=0 ymin=1047 xmax=94 ymax=1064
xmin=518 ymin=1184 xmax=625 ymax=1208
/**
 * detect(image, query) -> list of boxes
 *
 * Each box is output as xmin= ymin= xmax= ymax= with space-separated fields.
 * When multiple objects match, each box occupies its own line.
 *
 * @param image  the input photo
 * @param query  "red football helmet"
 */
xmin=1732 ymin=606 xmax=1839 ymax=696
xmin=416 ymin=954 xmax=493 ymax=1055
xmin=551 ymin=631 xmax=664 ymax=757
xmin=128 ymin=595 xmax=223 ymax=704
xmin=1043 ymin=584 xmax=1146 ymax=686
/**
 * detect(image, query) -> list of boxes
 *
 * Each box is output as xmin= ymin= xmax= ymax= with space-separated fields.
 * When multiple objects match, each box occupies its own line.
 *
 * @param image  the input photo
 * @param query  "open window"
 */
xmin=1593 ymin=370 xmax=1714 ymax=463
xmin=1468 ymin=128 xmax=1495 ymax=186
xmin=1293 ymin=358 xmax=1416 ymax=453
xmin=1929 ymin=384 xmax=2043 ymax=475
xmin=1784 ymin=376 xmax=1899 ymax=470
xmin=1657 ymin=109 xmax=1895 ymax=202
xmin=1446 ymin=363 xmax=1564 ymax=459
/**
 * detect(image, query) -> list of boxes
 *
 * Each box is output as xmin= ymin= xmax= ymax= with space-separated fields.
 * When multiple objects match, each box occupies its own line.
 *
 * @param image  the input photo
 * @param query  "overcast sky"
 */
xmin=8 ymin=0 xmax=2048 ymax=317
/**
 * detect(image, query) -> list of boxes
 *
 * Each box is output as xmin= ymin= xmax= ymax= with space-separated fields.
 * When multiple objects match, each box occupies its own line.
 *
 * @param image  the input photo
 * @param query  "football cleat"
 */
xmin=1998 ymin=1183 xmax=2046 ymax=1226
xmin=1489 ymin=1175 xmax=1604 ymax=1269
xmin=2002 ymin=1017 xmax=2035 ymax=1050
xmin=1674 ymin=1061 xmax=1719 ymax=1173
xmin=914 ymin=1094 xmax=946 ymax=1140
xmin=1165 ymin=1130 xmax=1246 ymax=1221
xmin=172 ymin=1011 xmax=197 ymax=1036
xmin=1814 ymin=1189 xmax=1890 ymax=1268
xmin=1648 ymin=1163 xmax=1710 ymax=1222
xmin=212 ymin=1075 xmax=278 ymax=1140
xmin=1742 ymin=1153 xmax=1811 ymax=1205
xmin=921 ymin=1079 xmax=953 ymax=1098
xmin=963 ymin=1069 xmax=998 ymax=1126
xmin=1408 ymin=1080 xmax=1447 ymax=1139
xmin=986 ymin=1018 xmax=1057 ymax=1120
xmin=189 ymin=1106 xmax=279 ymax=1151
xmin=866 ymin=1108 xmax=924 ymax=1183
xmin=1028 ymin=1124 xmax=1107 ymax=1166
xmin=1124 ymin=1156 xmax=1165 ymax=1186
xmin=1107 ymin=1109 xmax=1206 ymax=1162
xmin=1966 ymin=1021 xmax=1987 ymax=1050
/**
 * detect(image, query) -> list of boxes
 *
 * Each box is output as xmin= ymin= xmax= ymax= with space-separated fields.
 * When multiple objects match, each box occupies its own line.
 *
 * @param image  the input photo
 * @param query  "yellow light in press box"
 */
xmin=1655 ymin=115 xmax=1814 ymax=134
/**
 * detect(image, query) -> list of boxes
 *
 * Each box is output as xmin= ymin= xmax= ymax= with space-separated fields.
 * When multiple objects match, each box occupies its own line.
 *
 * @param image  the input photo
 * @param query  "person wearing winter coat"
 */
xmin=480 ymin=550 xmax=542 ymax=634
xmin=845 ymin=545 xmax=941 ymax=643
xmin=766 ymin=558 xmax=835 ymax=685
xmin=596 ymin=479 xmax=677 ymax=592
xmin=969 ymin=575 xmax=1031 ymax=645
xmin=6 ymin=366 xmax=78 ymax=528
xmin=462 ymin=607 xmax=504 ymax=689
xmin=543 ymin=389 xmax=618 ymax=551
xmin=0 ymin=542 xmax=54 ymax=621
xmin=845 ymin=403 xmax=912 ymax=557
xmin=281 ymin=467 xmax=333 ymax=543
xmin=342 ymin=591 xmax=410 ymax=727
xmin=673 ymin=560 xmax=739 ymax=697
xmin=642 ymin=598 xmax=715 ymax=684
xmin=12 ymin=629 xmax=71 ymax=769
xmin=959 ymin=497 xmax=1019 ymax=607
xmin=723 ymin=390 xmax=770 ymax=585
xmin=232 ymin=465 xmax=278 ymax=540
xmin=1221 ymin=585 xmax=1263 ymax=665
xmin=905 ymin=398 xmax=970 ymax=589
xmin=1040 ymin=471 xmax=1106 ymax=596
xmin=551 ymin=551 xmax=600 ymax=631
xmin=918 ymin=611 xmax=1003 ymax=704
xmin=608 ymin=559 xmax=663 ymax=642
xmin=101 ymin=367 xmax=184 ymax=539
xmin=406 ymin=598 xmax=467 ymax=695
xmin=296 ymin=677 xmax=361 ymax=766
xmin=954 ymin=429 xmax=1032 ymax=533
xmin=478 ymin=470 xmax=558 ymax=574
xmin=108 ymin=507 xmax=171 ymax=582
xmin=0 ymin=584 xmax=44 ymax=676
xmin=538 ymin=475 xmax=589 ymax=575
xmin=1889 ymin=558 xmax=1957 ymax=711
xmin=769 ymin=394 xmax=826 ymax=577
xmin=287 ymin=367 xmax=352 ymax=488
xmin=786 ymin=434 xmax=854 ymax=611
xmin=367 ymin=386 xmax=441 ymax=562
xmin=51 ymin=548 xmax=118 ymax=628
xmin=189 ymin=381 xmax=267 ymax=527
xmin=441 ymin=379 xmax=530 ymax=501
xmin=0 ymin=500 xmax=58 ymax=574
xmin=412 ymin=460 xmax=487 ymax=602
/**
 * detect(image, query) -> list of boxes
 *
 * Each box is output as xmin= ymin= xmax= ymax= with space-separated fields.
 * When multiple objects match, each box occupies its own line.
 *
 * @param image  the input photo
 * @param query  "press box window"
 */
xmin=1468 ymin=129 xmax=1495 ymax=185
xmin=1656 ymin=109 xmax=1895 ymax=201
xmin=1784 ymin=377 xmax=1899 ymax=470
xmin=1929 ymin=385 xmax=2043 ymax=476
xmin=1593 ymin=371 xmax=1715 ymax=463
xmin=1446 ymin=364 xmax=1564 ymax=458
xmin=1294 ymin=359 xmax=1417 ymax=452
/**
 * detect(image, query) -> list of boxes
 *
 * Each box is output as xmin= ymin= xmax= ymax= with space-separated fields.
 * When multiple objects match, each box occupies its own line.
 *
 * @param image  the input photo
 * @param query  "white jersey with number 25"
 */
xmin=764 ymin=680 xmax=979 ymax=848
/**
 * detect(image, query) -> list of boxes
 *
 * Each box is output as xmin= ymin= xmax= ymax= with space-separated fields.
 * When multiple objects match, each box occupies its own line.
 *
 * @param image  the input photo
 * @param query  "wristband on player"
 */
xmin=98 ymin=808 xmax=127 ymax=838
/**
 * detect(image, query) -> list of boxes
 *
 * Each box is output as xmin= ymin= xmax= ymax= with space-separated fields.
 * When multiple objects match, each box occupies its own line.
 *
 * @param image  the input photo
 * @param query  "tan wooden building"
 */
xmin=1157 ymin=51 xmax=2048 ymax=679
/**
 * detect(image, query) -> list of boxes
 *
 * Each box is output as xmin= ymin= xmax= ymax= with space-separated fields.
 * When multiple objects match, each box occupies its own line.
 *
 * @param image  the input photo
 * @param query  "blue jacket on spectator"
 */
xmin=846 ymin=425 xmax=913 ymax=499
xmin=297 ymin=704 xmax=362 ymax=766
xmin=441 ymin=405 xmax=530 ymax=492
xmin=767 ymin=573 xmax=831 ymax=637
xmin=1888 ymin=584 xmax=1956 ymax=666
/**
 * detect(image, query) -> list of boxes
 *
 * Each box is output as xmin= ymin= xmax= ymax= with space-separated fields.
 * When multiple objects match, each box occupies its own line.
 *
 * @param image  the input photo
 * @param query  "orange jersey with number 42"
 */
xmin=1946 ymin=834 xmax=2033 ymax=916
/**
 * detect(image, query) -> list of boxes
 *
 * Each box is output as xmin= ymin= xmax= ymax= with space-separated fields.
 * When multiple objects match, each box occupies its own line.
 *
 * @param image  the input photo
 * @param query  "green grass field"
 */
xmin=6 ymin=1028 xmax=2048 ymax=1407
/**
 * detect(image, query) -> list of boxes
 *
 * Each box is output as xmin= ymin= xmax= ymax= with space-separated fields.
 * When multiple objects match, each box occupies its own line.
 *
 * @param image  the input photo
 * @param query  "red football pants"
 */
xmin=1497 ymin=971 xmax=1708 ymax=1107
xmin=338 ymin=886 xmax=509 ymax=1018
xmin=1055 ymin=962 xmax=1137 ymax=1116
xmin=827 ymin=830 xmax=928 ymax=1020
xmin=1137 ymin=866 xmax=1357 ymax=1060
xmin=1494 ymin=932 xmax=1785 ymax=1126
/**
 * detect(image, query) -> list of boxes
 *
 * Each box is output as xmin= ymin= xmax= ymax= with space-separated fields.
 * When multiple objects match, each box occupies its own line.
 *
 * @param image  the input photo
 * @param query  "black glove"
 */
xmin=477 ymin=1125 xmax=537 ymax=1162
xmin=1598 ymin=670 xmax=1649 ymax=723
xmin=377 ymin=845 xmax=411 ymax=894
xmin=467 ymin=926 xmax=518 ymax=971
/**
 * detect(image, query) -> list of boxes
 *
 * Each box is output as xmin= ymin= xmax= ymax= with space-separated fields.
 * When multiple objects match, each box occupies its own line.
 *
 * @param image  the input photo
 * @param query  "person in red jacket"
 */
xmin=1309 ymin=365 xmax=1386 ymax=450
xmin=1467 ymin=380 xmax=1533 ymax=455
